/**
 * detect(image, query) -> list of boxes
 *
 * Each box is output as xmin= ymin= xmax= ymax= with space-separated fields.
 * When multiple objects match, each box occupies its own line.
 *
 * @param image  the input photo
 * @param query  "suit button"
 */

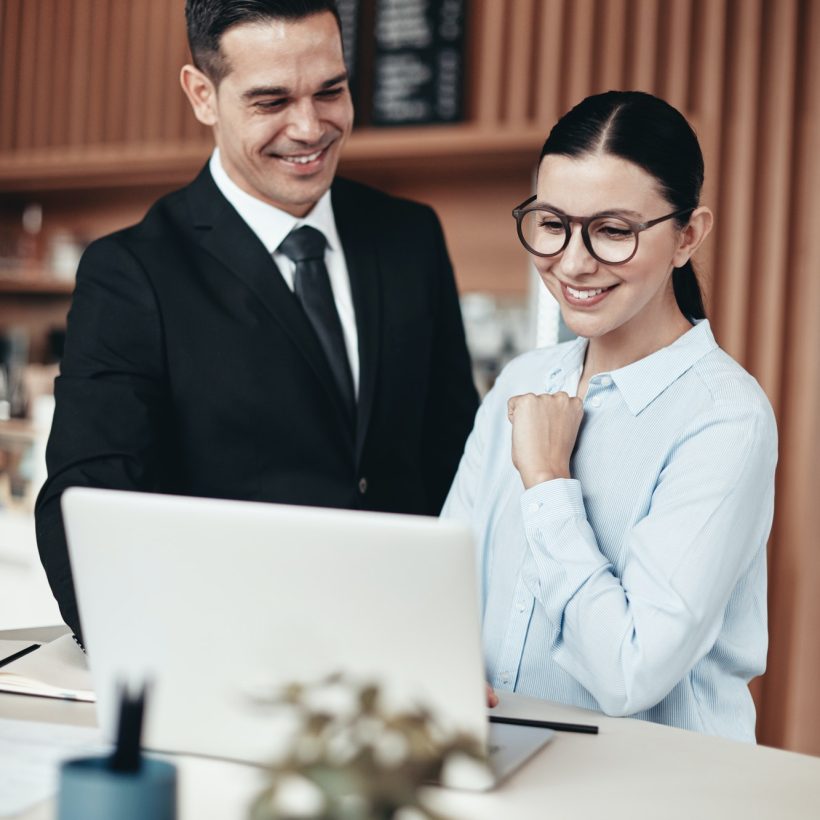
xmin=358 ymin=477 xmax=368 ymax=495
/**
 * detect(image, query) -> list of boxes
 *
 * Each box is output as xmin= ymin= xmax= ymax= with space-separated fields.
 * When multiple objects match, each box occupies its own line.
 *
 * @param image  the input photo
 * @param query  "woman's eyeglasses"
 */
xmin=512 ymin=196 xmax=693 ymax=265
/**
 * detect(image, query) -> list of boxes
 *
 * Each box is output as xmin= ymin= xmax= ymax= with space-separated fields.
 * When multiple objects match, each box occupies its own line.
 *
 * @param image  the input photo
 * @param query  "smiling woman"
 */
xmin=443 ymin=91 xmax=778 ymax=743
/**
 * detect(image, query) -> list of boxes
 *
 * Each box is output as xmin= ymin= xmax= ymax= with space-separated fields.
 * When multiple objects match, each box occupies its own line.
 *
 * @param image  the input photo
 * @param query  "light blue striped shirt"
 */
xmin=443 ymin=320 xmax=777 ymax=741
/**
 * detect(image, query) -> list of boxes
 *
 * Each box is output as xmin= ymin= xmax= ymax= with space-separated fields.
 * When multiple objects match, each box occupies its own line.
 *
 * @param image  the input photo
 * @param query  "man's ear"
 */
xmin=180 ymin=64 xmax=218 ymax=127
xmin=672 ymin=206 xmax=714 ymax=268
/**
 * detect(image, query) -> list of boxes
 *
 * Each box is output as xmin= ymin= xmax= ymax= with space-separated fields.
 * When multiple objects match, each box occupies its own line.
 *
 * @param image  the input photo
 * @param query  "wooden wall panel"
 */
xmin=747 ymin=0 xmax=797 ymax=402
xmin=66 ymin=0 xmax=92 ymax=148
xmin=14 ymin=0 xmax=38 ymax=151
xmin=85 ymin=0 xmax=109 ymax=146
xmin=658 ymin=0 xmax=692 ymax=111
xmin=49 ymin=0 xmax=73 ymax=149
xmin=0 ymin=0 xmax=22 ymax=151
xmin=760 ymin=0 xmax=820 ymax=757
xmin=594 ymin=0 xmax=627 ymax=95
xmin=533 ymin=0 xmax=566 ymax=126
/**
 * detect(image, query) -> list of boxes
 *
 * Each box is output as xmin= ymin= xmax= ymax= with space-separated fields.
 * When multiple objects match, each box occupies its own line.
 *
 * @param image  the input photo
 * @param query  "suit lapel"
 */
xmin=184 ymin=167 xmax=355 ymax=440
xmin=332 ymin=180 xmax=382 ymax=462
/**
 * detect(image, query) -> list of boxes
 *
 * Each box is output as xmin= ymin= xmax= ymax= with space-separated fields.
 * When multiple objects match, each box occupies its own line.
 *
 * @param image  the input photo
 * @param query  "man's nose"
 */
xmin=286 ymin=99 xmax=323 ymax=143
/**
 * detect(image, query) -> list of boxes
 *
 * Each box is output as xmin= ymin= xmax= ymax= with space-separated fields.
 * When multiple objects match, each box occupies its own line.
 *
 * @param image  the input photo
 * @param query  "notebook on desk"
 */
xmin=61 ymin=487 xmax=553 ymax=789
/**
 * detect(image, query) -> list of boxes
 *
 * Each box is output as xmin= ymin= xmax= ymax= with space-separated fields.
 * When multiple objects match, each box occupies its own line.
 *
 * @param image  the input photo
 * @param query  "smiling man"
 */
xmin=35 ymin=0 xmax=478 ymax=645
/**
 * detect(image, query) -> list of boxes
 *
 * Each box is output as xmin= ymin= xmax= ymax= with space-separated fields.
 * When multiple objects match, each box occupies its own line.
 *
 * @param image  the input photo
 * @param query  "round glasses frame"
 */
xmin=512 ymin=195 xmax=694 ymax=265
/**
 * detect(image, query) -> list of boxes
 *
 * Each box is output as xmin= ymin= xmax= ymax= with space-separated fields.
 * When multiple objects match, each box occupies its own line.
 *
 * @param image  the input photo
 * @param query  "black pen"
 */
xmin=110 ymin=683 xmax=147 ymax=772
xmin=490 ymin=714 xmax=599 ymax=735
xmin=0 ymin=643 xmax=40 ymax=669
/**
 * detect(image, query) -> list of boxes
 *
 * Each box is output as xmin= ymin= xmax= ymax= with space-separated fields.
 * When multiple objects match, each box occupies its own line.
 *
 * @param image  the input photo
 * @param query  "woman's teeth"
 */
xmin=281 ymin=149 xmax=323 ymax=164
xmin=567 ymin=285 xmax=608 ymax=300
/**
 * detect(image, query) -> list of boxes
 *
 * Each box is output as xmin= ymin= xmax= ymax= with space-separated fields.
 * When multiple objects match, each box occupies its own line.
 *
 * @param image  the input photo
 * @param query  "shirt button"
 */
xmin=516 ymin=600 xmax=527 ymax=613
xmin=358 ymin=477 xmax=368 ymax=494
xmin=499 ymin=672 xmax=510 ymax=684
xmin=527 ymin=502 xmax=541 ymax=514
xmin=600 ymin=376 xmax=612 ymax=387
xmin=589 ymin=396 xmax=602 ymax=408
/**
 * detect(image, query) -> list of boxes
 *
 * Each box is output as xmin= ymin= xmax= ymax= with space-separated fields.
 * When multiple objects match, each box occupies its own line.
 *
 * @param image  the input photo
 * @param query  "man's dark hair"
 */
xmin=185 ymin=0 xmax=342 ymax=84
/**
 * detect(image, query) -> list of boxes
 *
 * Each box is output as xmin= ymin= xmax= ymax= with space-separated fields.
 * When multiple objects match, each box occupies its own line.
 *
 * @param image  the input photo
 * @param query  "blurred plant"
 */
xmin=248 ymin=674 xmax=491 ymax=820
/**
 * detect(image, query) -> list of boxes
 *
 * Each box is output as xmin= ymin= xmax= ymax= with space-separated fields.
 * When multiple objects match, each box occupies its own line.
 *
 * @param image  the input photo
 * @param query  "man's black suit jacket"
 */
xmin=35 ymin=167 xmax=479 ymax=642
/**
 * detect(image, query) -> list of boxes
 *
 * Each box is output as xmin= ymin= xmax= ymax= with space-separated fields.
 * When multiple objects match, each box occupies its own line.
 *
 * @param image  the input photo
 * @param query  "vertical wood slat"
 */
xmin=104 ymin=0 xmax=130 ymax=144
xmin=533 ymin=0 xmax=567 ymax=127
xmin=49 ymin=0 xmax=74 ymax=149
xmin=472 ymin=0 xmax=505 ymax=128
xmin=629 ymin=0 xmax=660 ymax=91
xmin=68 ymin=0 xmax=92 ymax=148
xmin=0 ymin=0 xmax=22 ymax=151
xmin=746 ymin=0 xmax=798 ymax=400
xmin=712 ymin=0 xmax=762 ymax=363
xmin=593 ymin=0 xmax=627 ymax=94
xmin=164 ymin=0 xmax=188 ymax=143
xmin=14 ymin=0 xmax=38 ymax=151
xmin=659 ymin=0 xmax=693 ymax=111
xmin=563 ymin=0 xmax=596 ymax=111
xmin=769 ymin=0 xmax=820 ymax=754
xmin=688 ymin=0 xmax=727 ymax=314
xmin=143 ymin=0 xmax=168 ymax=143
xmin=124 ymin=1 xmax=151 ymax=144
xmin=504 ymin=0 xmax=535 ymax=125
xmin=86 ymin=0 xmax=110 ymax=146
xmin=31 ymin=0 xmax=55 ymax=150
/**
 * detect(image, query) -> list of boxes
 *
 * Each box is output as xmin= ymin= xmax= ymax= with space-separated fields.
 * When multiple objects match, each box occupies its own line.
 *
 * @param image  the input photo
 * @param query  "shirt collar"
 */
xmin=209 ymin=148 xmax=341 ymax=255
xmin=545 ymin=320 xmax=719 ymax=415
xmin=610 ymin=320 xmax=718 ymax=414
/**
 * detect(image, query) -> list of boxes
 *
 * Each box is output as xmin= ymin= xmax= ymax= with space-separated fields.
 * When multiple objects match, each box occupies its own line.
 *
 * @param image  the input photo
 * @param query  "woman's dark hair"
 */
xmin=186 ymin=0 xmax=341 ymax=84
xmin=540 ymin=90 xmax=706 ymax=321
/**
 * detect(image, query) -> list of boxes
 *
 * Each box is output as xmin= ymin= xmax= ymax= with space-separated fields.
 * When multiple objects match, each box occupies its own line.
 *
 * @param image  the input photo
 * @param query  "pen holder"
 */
xmin=57 ymin=755 xmax=177 ymax=820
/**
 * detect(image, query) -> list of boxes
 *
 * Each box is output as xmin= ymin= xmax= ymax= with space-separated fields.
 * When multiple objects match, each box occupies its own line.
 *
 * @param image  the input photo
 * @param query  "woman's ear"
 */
xmin=672 ymin=206 xmax=714 ymax=268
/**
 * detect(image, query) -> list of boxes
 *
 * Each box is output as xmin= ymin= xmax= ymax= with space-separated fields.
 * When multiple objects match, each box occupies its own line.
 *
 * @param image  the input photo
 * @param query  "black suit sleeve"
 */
xmin=34 ymin=237 xmax=168 ymax=644
xmin=420 ymin=209 xmax=479 ymax=514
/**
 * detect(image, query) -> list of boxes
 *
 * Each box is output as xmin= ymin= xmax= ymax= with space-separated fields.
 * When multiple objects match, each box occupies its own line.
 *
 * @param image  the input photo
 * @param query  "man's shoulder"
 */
xmin=85 ymin=172 xmax=206 ymax=257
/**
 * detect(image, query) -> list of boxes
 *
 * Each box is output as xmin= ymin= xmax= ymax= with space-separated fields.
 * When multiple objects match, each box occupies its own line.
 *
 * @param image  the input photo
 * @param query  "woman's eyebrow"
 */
xmin=535 ymin=201 xmax=644 ymax=219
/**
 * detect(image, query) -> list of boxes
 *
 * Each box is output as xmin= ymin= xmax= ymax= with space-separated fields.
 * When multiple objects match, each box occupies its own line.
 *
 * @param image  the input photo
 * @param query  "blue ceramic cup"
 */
xmin=58 ymin=755 xmax=176 ymax=820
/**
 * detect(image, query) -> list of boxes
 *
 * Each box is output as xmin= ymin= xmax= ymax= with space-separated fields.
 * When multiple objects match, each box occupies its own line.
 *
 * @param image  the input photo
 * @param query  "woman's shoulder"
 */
xmin=689 ymin=345 xmax=777 ymax=431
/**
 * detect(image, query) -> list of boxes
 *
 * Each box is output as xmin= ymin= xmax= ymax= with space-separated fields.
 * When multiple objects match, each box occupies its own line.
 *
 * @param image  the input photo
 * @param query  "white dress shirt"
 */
xmin=209 ymin=149 xmax=360 ymax=395
xmin=443 ymin=320 xmax=777 ymax=741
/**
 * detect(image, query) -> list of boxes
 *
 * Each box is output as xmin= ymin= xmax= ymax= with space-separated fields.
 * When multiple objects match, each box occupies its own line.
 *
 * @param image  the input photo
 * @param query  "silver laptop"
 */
xmin=61 ymin=487 xmax=552 ymax=788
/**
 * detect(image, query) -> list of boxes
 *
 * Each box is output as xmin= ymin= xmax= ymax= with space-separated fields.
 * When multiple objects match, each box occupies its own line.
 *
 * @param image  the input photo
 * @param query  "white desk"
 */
xmin=2 ymin=652 xmax=819 ymax=820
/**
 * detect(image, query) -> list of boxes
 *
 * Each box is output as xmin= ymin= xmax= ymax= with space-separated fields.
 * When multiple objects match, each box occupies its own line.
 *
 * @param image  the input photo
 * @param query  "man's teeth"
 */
xmin=281 ymin=149 xmax=323 ymax=164
xmin=567 ymin=285 xmax=607 ymax=300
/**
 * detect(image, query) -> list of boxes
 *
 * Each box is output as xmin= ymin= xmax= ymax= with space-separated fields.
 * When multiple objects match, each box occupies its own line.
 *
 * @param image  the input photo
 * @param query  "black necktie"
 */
xmin=278 ymin=226 xmax=356 ymax=423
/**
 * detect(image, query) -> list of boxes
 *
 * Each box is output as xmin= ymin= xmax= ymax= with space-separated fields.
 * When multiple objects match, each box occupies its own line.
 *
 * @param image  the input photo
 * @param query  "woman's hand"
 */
xmin=508 ymin=392 xmax=584 ymax=489
xmin=486 ymin=683 xmax=499 ymax=708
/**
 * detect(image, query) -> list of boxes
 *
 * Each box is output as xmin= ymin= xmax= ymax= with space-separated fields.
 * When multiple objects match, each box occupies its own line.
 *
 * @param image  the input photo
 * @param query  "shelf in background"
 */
xmin=0 ymin=278 xmax=74 ymax=296
xmin=0 ymin=418 xmax=36 ymax=444
xmin=0 ymin=126 xmax=546 ymax=192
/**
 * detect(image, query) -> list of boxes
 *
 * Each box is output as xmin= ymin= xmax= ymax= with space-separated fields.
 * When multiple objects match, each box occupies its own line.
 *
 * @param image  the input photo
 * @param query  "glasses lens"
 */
xmin=518 ymin=210 xmax=567 ymax=256
xmin=588 ymin=216 xmax=637 ymax=263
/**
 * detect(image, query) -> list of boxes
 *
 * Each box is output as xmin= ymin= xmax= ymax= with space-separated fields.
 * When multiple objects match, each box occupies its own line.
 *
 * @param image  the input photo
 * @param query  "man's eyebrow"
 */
xmin=243 ymin=85 xmax=289 ymax=100
xmin=319 ymin=72 xmax=348 ymax=89
xmin=241 ymin=73 xmax=348 ymax=101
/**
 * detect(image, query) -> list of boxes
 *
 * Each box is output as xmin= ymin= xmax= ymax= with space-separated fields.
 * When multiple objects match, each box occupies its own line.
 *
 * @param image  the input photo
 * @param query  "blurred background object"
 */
xmin=0 ymin=0 xmax=818 ymax=756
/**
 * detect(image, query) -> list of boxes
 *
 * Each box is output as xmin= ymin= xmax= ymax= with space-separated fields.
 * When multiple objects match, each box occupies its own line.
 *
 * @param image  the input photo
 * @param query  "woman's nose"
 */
xmin=556 ymin=225 xmax=597 ymax=276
